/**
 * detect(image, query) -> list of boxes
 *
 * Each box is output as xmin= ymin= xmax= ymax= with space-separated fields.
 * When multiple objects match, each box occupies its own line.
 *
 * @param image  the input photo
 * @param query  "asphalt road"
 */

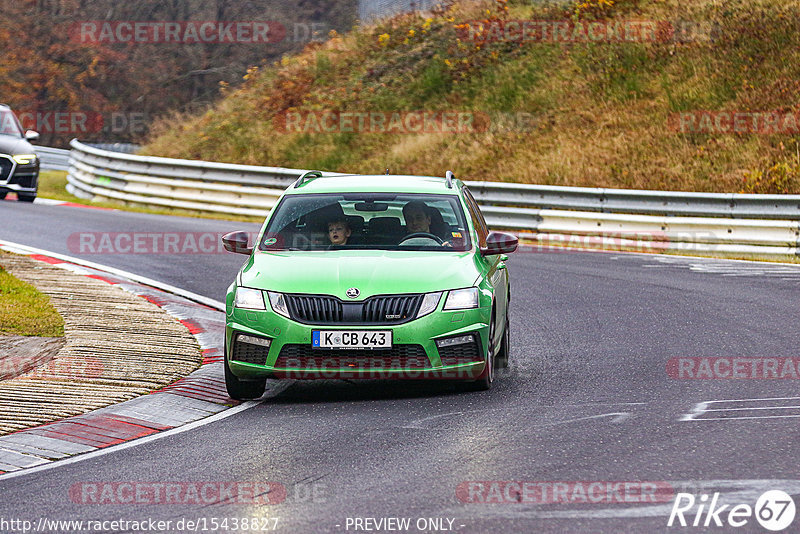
xmin=2 ymin=199 xmax=800 ymax=533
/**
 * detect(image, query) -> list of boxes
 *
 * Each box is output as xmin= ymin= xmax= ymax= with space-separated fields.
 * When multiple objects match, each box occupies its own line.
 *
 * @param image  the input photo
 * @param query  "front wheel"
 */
xmin=461 ymin=316 xmax=495 ymax=392
xmin=495 ymin=315 xmax=510 ymax=369
xmin=0 ymin=192 xmax=7 ymax=200
xmin=18 ymin=193 xmax=36 ymax=202
xmin=224 ymin=340 xmax=266 ymax=400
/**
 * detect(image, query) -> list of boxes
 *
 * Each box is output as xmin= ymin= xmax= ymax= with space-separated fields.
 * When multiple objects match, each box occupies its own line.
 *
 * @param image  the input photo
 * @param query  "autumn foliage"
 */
xmin=0 ymin=0 xmax=356 ymax=147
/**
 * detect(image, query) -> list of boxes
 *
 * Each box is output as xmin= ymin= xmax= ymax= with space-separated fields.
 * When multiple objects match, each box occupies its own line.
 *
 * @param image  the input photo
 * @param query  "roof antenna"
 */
xmin=385 ymin=168 xmax=389 ymax=175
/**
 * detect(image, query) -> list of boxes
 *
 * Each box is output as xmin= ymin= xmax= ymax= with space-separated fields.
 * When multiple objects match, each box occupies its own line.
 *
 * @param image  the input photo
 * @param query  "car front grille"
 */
xmin=285 ymin=293 xmax=423 ymax=325
xmin=274 ymin=344 xmax=429 ymax=369
xmin=362 ymin=294 xmax=423 ymax=323
xmin=438 ymin=337 xmax=483 ymax=366
xmin=231 ymin=336 xmax=270 ymax=365
xmin=286 ymin=295 xmax=343 ymax=323
xmin=0 ymin=156 xmax=13 ymax=181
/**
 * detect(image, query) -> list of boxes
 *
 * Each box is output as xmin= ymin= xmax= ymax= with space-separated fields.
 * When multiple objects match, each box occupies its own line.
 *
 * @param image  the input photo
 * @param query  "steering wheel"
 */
xmin=399 ymin=232 xmax=444 ymax=245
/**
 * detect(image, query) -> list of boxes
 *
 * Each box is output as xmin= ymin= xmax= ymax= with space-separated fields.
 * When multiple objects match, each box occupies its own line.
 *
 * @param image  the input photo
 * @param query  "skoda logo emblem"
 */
xmin=346 ymin=287 xmax=360 ymax=299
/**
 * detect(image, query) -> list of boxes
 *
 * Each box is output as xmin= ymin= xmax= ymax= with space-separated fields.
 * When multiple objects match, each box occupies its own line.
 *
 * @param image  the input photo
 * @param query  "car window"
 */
xmin=0 ymin=109 xmax=23 ymax=137
xmin=259 ymin=193 xmax=471 ymax=252
xmin=462 ymin=187 xmax=488 ymax=248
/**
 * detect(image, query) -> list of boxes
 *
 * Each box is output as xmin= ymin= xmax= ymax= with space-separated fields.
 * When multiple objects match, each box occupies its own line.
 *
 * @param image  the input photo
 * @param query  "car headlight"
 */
xmin=267 ymin=291 xmax=290 ymax=318
xmin=12 ymin=154 xmax=37 ymax=165
xmin=444 ymin=287 xmax=480 ymax=310
xmin=234 ymin=287 xmax=265 ymax=310
xmin=416 ymin=291 xmax=442 ymax=318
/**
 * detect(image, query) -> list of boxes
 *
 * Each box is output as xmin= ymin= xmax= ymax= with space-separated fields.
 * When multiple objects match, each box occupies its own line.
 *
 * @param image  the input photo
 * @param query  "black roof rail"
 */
xmin=293 ymin=170 xmax=323 ymax=188
xmin=445 ymin=170 xmax=455 ymax=189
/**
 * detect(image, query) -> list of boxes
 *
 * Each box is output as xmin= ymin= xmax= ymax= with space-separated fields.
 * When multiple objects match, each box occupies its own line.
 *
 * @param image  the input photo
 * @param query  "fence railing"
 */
xmin=35 ymin=146 xmax=71 ymax=171
xmin=65 ymin=139 xmax=800 ymax=257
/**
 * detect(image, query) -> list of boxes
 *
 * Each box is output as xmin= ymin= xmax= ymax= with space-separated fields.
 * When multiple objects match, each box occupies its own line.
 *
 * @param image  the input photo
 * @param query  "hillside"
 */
xmin=143 ymin=0 xmax=800 ymax=193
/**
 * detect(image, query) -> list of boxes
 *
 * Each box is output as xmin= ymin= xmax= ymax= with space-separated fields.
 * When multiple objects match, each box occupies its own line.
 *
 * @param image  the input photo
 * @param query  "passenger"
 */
xmin=327 ymin=218 xmax=351 ymax=246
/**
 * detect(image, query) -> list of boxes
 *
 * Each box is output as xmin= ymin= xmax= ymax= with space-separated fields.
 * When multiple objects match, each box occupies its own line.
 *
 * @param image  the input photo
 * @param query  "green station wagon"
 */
xmin=221 ymin=171 xmax=517 ymax=399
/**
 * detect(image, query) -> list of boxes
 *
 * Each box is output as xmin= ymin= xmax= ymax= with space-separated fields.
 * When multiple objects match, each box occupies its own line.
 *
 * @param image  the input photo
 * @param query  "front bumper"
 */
xmin=226 ymin=298 xmax=491 ymax=380
xmin=0 ymin=156 xmax=38 ymax=194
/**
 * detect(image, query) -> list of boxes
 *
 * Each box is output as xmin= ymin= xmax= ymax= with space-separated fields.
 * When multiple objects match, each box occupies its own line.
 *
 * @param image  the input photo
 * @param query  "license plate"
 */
xmin=312 ymin=330 xmax=392 ymax=349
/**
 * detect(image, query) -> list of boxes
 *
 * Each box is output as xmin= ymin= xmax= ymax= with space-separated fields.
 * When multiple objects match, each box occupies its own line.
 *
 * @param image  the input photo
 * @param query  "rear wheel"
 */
xmin=0 ymin=192 xmax=7 ymax=200
xmin=18 ymin=193 xmax=36 ymax=202
xmin=224 ymin=339 xmax=266 ymax=400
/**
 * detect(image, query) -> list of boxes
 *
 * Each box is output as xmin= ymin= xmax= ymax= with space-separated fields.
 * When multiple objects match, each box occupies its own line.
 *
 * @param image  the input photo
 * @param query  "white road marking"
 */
xmin=681 ymin=396 xmax=800 ymax=421
xmin=704 ymin=405 xmax=800 ymax=412
xmin=403 ymin=411 xmax=477 ymax=430
xmin=0 ymin=382 xmax=293 ymax=482
xmin=537 ymin=412 xmax=630 ymax=426
xmin=0 ymin=239 xmax=225 ymax=310
xmin=0 ymin=239 xmax=272 ymax=481
xmin=404 ymin=410 xmax=632 ymax=430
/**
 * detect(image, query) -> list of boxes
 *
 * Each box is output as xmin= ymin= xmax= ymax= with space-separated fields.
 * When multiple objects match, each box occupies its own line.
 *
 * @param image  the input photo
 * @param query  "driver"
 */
xmin=402 ymin=201 xmax=451 ymax=246
xmin=402 ymin=200 xmax=432 ymax=234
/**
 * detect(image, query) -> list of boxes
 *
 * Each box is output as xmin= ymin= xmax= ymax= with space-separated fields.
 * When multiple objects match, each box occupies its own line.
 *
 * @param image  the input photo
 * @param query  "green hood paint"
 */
xmin=240 ymin=249 xmax=483 ymax=299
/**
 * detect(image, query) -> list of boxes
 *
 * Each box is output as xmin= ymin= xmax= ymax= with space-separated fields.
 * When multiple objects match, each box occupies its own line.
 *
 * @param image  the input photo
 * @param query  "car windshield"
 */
xmin=0 ymin=109 xmax=23 ymax=137
xmin=259 ymin=193 xmax=471 ymax=252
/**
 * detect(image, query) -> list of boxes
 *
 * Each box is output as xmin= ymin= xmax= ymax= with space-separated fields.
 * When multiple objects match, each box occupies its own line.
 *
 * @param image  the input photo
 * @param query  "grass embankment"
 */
xmin=0 ymin=255 xmax=64 ymax=337
xmin=141 ymin=0 xmax=800 ymax=193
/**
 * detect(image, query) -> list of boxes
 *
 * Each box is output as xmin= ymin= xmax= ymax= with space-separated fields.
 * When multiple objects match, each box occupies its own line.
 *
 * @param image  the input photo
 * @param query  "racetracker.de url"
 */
xmin=0 ymin=516 xmax=280 ymax=533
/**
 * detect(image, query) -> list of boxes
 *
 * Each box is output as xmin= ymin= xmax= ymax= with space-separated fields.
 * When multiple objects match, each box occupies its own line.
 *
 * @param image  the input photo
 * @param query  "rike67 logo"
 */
xmin=668 ymin=490 xmax=795 ymax=531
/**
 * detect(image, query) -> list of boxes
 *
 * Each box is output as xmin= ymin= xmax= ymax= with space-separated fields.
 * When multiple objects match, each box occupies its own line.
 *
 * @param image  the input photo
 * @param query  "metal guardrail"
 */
xmin=37 ymin=144 xmax=140 ymax=172
xmin=468 ymin=181 xmax=800 ymax=220
xmin=35 ymin=146 xmax=71 ymax=171
xmin=358 ymin=0 xmax=442 ymax=23
xmin=66 ymin=139 xmax=800 ymax=257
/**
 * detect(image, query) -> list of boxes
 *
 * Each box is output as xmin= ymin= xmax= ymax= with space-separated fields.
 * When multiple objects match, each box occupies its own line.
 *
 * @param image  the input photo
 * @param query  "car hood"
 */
xmin=0 ymin=135 xmax=33 ymax=155
xmin=240 ymin=250 xmax=482 ymax=299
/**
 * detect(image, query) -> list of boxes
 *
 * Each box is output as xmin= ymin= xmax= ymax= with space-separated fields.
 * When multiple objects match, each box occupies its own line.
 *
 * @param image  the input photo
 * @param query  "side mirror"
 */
xmin=222 ymin=231 xmax=253 ymax=255
xmin=24 ymin=130 xmax=39 ymax=142
xmin=481 ymin=231 xmax=518 ymax=255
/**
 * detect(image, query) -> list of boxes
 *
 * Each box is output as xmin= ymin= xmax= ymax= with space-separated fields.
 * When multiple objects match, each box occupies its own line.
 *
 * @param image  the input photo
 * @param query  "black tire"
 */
xmin=0 ymin=192 xmax=7 ymax=200
xmin=224 ymin=340 xmax=266 ymax=400
xmin=462 ymin=314 xmax=495 ymax=392
xmin=18 ymin=193 xmax=36 ymax=202
xmin=496 ymin=314 xmax=510 ymax=369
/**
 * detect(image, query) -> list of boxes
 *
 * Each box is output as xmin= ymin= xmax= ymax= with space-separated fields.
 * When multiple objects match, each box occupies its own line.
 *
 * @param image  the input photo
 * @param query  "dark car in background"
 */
xmin=0 ymin=104 xmax=40 ymax=202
